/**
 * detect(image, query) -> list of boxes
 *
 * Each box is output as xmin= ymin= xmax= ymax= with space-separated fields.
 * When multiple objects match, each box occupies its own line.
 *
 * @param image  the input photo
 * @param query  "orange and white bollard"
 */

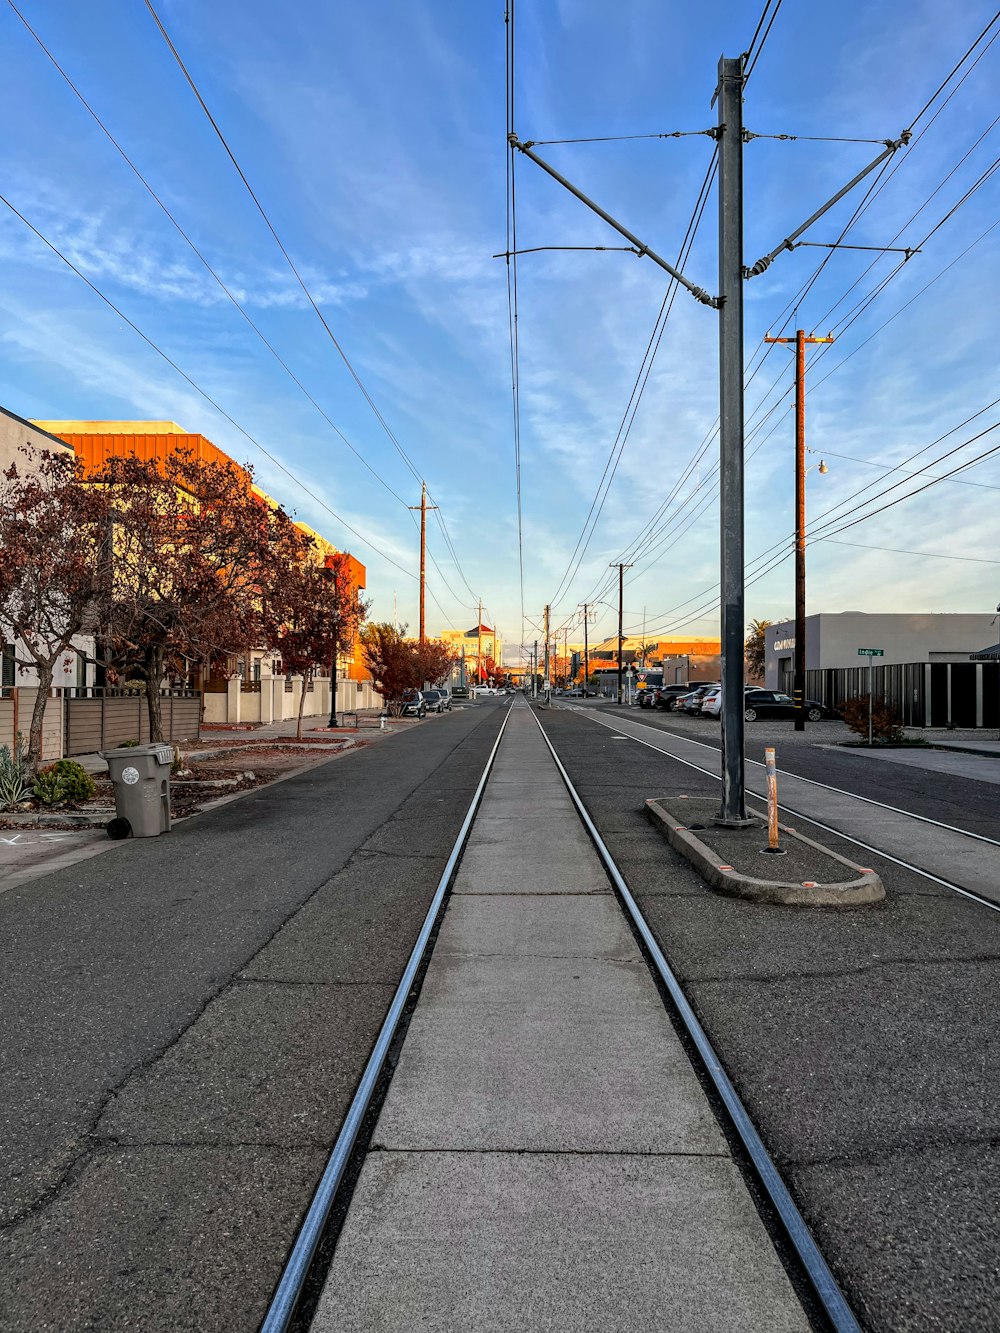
xmin=764 ymin=746 xmax=780 ymax=851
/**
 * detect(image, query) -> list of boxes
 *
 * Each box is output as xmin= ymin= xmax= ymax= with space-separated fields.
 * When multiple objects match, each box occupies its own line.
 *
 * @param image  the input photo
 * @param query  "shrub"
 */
xmin=119 ymin=738 xmax=140 ymax=747
xmin=48 ymin=759 xmax=96 ymax=802
xmin=840 ymin=695 xmax=904 ymax=743
xmin=0 ymin=734 xmax=30 ymax=811
xmin=32 ymin=766 xmax=70 ymax=805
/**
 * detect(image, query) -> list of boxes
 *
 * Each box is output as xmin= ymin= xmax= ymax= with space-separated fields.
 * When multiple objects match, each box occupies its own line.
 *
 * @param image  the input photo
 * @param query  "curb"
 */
xmin=645 ymin=797 xmax=885 ymax=907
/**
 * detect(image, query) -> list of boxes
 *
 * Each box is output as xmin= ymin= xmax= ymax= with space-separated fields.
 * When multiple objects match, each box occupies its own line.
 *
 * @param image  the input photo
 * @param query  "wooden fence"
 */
xmin=63 ymin=690 xmax=202 ymax=755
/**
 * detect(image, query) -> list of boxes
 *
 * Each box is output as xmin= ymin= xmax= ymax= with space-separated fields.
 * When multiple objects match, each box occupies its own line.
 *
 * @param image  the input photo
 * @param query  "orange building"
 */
xmin=35 ymin=420 xmax=368 ymax=682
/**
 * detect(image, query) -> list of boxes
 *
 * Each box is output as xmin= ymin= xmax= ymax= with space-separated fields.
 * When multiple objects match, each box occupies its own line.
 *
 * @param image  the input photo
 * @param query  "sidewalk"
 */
xmin=310 ymin=700 xmax=808 ymax=1331
xmin=74 ymin=710 xmax=388 ymax=774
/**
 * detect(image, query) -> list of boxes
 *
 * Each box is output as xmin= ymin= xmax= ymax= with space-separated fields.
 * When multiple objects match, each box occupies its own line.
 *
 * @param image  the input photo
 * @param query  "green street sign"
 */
xmin=857 ymin=648 xmax=884 ymax=656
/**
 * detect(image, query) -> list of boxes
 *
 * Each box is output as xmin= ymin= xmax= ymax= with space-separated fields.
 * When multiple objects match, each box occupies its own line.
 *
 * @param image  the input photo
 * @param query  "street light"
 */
xmin=322 ymin=555 xmax=340 ymax=729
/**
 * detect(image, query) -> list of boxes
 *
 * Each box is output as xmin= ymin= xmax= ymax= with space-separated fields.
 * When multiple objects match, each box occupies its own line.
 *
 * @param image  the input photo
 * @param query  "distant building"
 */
xmin=440 ymin=622 xmax=502 ymax=686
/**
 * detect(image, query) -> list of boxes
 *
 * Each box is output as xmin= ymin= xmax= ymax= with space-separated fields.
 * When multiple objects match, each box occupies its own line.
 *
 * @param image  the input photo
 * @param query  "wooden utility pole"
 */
xmin=764 ymin=329 xmax=834 ymax=729
xmin=579 ymin=602 xmax=591 ymax=693
xmin=408 ymin=481 xmax=438 ymax=643
xmin=543 ymin=604 xmax=550 ymax=690
xmin=477 ymin=599 xmax=483 ymax=686
xmin=609 ymin=563 xmax=633 ymax=704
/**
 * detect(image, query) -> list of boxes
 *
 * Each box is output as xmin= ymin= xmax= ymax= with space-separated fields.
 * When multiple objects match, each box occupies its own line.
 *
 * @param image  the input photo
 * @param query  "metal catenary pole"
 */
xmin=543 ymin=603 xmax=550 ymax=692
xmin=580 ymin=602 xmax=590 ymax=694
xmin=715 ymin=55 xmax=751 ymax=825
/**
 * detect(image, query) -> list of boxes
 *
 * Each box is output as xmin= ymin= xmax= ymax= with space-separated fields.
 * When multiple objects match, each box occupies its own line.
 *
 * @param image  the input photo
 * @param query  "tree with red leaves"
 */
xmin=359 ymin=624 xmax=455 ymax=717
xmin=412 ymin=637 xmax=457 ymax=691
xmin=268 ymin=552 xmax=369 ymax=739
xmin=92 ymin=450 xmax=308 ymax=741
xmin=0 ymin=451 xmax=111 ymax=770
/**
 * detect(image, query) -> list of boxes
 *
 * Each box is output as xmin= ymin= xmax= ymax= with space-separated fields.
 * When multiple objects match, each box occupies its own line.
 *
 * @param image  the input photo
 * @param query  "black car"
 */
xmin=399 ymin=689 xmax=426 ymax=718
xmin=451 ymin=686 xmax=470 ymax=701
xmin=653 ymin=684 xmax=692 ymax=711
xmin=743 ymin=689 xmax=828 ymax=722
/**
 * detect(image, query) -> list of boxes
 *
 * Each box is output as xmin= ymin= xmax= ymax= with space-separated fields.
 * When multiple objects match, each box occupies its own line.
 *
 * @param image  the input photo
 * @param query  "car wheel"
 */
xmin=744 ymin=707 xmax=757 ymax=721
xmin=807 ymin=706 xmax=822 ymax=721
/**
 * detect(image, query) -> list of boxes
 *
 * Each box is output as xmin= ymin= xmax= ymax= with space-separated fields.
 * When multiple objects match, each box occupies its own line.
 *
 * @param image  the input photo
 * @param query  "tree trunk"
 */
xmin=296 ymin=676 xmax=307 ymax=741
xmin=145 ymin=644 xmax=165 ymax=742
xmin=27 ymin=659 xmax=55 ymax=774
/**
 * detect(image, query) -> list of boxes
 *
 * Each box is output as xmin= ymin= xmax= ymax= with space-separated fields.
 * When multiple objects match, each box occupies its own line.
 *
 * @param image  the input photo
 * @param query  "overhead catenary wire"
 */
xmin=142 ymin=0 xmax=482 ymax=616
xmin=505 ymin=0 xmax=526 ymax=649
xmin=584 ymin=81 xmax=1000 ymax=619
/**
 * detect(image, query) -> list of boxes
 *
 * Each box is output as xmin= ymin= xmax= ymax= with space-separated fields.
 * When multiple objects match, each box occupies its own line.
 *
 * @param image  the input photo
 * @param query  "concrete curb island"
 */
xmin=645 ymin=795 xmax=885 ymax=907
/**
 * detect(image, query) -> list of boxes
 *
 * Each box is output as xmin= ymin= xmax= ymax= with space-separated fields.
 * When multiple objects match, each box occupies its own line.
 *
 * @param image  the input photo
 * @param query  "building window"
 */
xmin=1 ymin=643 xmax=15 ymax=688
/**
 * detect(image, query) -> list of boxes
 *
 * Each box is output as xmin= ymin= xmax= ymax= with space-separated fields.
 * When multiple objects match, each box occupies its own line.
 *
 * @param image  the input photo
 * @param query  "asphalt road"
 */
xmin=538 ymin=704 xmax=1000 ymax=1332
xmin=0 ymin=699 xmax=508 ymax=1333
xmin=585 ymin=702 xmax=1000 ymax=841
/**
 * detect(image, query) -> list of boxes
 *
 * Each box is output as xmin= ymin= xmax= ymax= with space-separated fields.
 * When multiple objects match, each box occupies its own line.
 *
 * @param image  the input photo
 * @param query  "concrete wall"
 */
xmin=0 ymin=407 xmax=75 ymax=476
xmin=766 ymin=612 xmax=999 ymax=689
xmin=201 ymin=675 xmax=381 ymax=725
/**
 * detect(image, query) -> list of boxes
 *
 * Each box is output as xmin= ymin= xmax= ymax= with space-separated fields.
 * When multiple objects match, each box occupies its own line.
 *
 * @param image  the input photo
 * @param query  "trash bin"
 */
xmin=103 ymin=743 xmax=174 ymax=839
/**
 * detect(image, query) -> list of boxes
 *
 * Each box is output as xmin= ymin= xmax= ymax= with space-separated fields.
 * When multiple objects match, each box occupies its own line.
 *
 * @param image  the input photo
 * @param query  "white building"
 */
xmin=765 ymin=611 xmax=1000 ymax=728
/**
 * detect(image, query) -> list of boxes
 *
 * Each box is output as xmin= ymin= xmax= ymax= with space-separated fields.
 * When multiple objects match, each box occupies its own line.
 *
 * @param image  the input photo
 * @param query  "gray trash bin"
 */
xmin=104 ymin=743 xmax=174 ymax=838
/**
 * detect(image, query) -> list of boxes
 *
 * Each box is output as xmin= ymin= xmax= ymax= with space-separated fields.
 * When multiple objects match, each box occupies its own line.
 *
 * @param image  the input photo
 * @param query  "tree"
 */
xmin=267 ymin=552 xmax=369 ymax=739
xmin=360 ymin=622 xmax=422 ymax=716
xmin=92 ymin=450 xmax=307 ymax=741
xmin=412 ymin=637 xmax=456 ymax=689
xmin=744 ymin=618 xmax=773 ymax=682
xmin=0 ymin=452 xmax=111 ymax=770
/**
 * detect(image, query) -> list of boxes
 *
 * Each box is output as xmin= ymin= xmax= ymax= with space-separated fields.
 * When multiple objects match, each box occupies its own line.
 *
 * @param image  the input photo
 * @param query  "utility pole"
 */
xmin=715 ymin=55 xmax=752 ymax=825
xmin=532 ymin=639 xmax=538 ymax=697
xmin=579 ymin=602 xmax=592 ymax=694
xmin=609 ymin=563 xmax=633 ymax=705
xmin=482 ymin=602 xmax=490 ymax=693
xmin=764 ymin=330 xmax=834 ymax=730
xmin=543 ymin=604 xmax=550 ymax=692
xmin=408 ymin=481 xmax=437 ymax=643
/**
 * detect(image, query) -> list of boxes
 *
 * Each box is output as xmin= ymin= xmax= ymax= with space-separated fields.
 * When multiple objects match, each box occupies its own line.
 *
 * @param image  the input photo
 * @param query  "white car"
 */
xmin=699 ymin=687 xmax=723 ymax=718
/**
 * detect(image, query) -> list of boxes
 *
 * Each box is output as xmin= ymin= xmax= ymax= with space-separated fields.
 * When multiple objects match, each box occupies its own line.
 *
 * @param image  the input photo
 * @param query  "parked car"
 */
xmin=422 ymin=689 xmax=451 ymax=713
xmin=699 ymin=686 xmax=723 ymax=717
xmin=743 ymin=689 xmax=828 ymax=722
xmin=679 ymin=684 xmax=717 ymax=715
xmin=653 ymin=684 xmax=693 ymax=711
xmin=399 ymin=689 xmax=426 ymax=718
xmin=451 ymin=686 xmax=470 ymax=701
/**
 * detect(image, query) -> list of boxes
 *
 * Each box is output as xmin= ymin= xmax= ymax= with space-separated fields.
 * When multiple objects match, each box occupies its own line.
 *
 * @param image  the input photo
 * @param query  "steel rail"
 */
xmin=589 ymin=706 xmax=1000 ymax=850
xmin=571 ymin=706 xmax=1000 ymax=915
xmin=530 ymin=707 xmax=863 ymax=1333
xmin=260 ymin=702 xmax=514 ymax=1333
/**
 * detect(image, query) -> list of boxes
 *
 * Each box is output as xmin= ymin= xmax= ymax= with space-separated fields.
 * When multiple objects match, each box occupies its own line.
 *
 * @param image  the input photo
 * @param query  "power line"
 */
xmin=6 ymin=0 xmax=416 ymax=511
xmin=905 ymin=8 xmax=1000 ymax=133
xmin=505 ymin=0 xmax=526 ymax=645
xmin=143 ymin=0 xmax=425 ymax=488
xmin=0 ymin=190 xmax=423 ymax=583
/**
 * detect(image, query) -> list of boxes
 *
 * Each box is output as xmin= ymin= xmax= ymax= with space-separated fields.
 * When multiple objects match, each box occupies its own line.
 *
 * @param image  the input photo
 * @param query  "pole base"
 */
xmin=713 ymin=815 xmax=757 ymax=829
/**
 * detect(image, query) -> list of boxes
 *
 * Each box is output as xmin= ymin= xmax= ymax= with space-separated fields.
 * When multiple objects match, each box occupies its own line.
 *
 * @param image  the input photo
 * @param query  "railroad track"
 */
xmin=563 ymin=703 xmax=1000 ymax=916
xmin=261 ymin=697 xmax=860 ymax=1332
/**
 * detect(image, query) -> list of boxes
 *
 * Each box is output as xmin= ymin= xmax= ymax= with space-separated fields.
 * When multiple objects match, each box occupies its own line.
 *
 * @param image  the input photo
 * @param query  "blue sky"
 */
xmin=2 ymin=0 xmax=998 ymax=660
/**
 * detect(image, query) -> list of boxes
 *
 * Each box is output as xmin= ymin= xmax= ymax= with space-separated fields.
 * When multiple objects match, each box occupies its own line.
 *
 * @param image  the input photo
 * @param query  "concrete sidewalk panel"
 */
xmin=372 ymin=950 xmax=724 ymax=1154
xmin=312 ymin=1151 xmax=809 ymax=1333
xmin=434 ymin=894 xmax=636 ymax=961
xmin=454 ymin=837 xmax=610 ymax=895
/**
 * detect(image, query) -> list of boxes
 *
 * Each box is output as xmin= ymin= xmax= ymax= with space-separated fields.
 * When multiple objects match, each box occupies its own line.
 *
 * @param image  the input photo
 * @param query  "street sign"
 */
xmin=857 ymin=648 xmax=884 ymax=657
